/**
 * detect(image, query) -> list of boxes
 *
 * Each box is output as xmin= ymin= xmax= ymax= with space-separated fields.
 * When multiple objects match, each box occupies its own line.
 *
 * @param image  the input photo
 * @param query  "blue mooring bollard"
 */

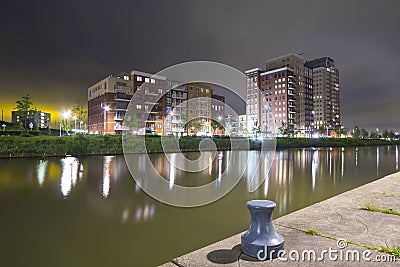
xmin=241 ymin=200 xmax=284 ymax=260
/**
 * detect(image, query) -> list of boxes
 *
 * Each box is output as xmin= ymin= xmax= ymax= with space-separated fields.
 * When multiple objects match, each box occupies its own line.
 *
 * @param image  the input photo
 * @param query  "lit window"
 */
xmin=137 ymin=76 xmax=142 ymax=81
xmin=145 ymin=78 xmax=150 ymax=83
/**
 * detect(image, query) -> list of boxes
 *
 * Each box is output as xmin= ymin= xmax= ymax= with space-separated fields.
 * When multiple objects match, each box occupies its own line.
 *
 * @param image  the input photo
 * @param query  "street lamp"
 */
xmin=103 ymin=105 xmax=110 ymax=135
xmin=61 ymin=110 xmax=71 ymax=136
xmin=2 ymin=124 xmax=6 ymax=131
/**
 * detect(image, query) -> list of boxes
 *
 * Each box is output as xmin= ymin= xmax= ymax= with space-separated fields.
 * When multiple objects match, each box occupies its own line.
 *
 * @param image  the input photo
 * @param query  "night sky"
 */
xmin=1 ymin=0 xmax=399 ymax=132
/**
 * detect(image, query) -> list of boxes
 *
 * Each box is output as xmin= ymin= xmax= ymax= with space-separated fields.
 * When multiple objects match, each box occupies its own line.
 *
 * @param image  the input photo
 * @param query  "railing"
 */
xmin=114 ymin=116 xmax=124 ymax=121
xmin=114 ymin=125 xmax=130 ymax=131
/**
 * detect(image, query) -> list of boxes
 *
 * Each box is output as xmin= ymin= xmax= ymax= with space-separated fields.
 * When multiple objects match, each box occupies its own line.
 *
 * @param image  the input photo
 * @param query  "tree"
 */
xmin=193 ymin=121 xmax=202 ymax=135
xmin=318 ymin=125 xmax=326 ymax=136
xmin=61 ymin=119 xmax=71 ymax=135
xmin=360 ymin=128 xmax=369 ymax=139
xmin=369 ymin=131 xmax=378 ymax=139
xmin=388 ymin=130 xmax=396 ymax=140
xmin=382 ymin=129 xmax=389 ymax=139
xmin=72 ymin=101 xmax=88 ymax=129
xmin=279 ymin=122 xmax=294 ymax=137
xmin=124 ymin=108 xmax=139 ymax=130
xmin=334 ymin=126 xmax=346 ymax=137
xmin=14 ymin=94 xmax=34 ymax=131
xmin=211 ymin=120 xmax=219 ymax=134
xmin=353 ymin=126 xmax=360 ymax=139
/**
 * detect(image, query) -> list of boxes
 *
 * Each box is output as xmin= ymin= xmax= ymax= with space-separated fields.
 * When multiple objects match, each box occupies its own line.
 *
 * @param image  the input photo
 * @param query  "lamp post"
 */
xmin=2 ymin=124 xmax=6 ymax=131
xmin=103 ymin=105 xmax=110 ymax=135
xmin=61 ymin=110 xmax=71 ymax=136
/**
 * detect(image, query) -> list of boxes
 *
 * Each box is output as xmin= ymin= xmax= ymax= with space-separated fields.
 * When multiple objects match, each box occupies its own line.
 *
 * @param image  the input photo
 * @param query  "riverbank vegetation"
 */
xmin=0 ymin=135 xmax=399 ymax=158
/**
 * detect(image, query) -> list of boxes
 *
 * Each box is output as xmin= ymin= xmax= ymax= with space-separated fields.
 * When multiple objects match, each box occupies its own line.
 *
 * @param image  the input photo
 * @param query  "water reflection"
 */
xmin=2 ymin=146 xmax=400 ymax=267
xmin=36 ymin=160 xmax=48 ymax=186
xmin=312 ymin=149 xmax=318 ymax=191
xmin=60 ymin=157 xmax=80 ymax=197
xmin=168 ymin=153 xmax=176 ymax=190
xmin=377 ymin=147 xmax=380 ymax=176
xmin=102 ymin=156 xmax=114 ymax=198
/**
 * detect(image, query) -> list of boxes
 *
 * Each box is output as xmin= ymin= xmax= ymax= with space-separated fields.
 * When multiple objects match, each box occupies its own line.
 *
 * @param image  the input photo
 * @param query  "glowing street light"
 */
xmin=60 ymin=110 xmax=72 ymax=136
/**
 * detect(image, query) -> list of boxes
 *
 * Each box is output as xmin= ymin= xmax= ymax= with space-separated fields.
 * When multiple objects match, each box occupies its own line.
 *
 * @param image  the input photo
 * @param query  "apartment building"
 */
xmin=12 ymin=110 xmax=51 ymax=129
xmin=187 ymin=83 xmax=212 ymax=135
xmin=305 ymin=57 xmax=340 ymax=130
xmin=265 ymin=54 xmax=313 ymax=136
xmin=165 ymin=80 xmax=188 ymax=136
xmin=210 ymin=93 xmax=226 ymax=135
xmin=87 ymin=71 xmax=200 ymax=136
xmin=88 ymin=75 xmax=134 ymax=134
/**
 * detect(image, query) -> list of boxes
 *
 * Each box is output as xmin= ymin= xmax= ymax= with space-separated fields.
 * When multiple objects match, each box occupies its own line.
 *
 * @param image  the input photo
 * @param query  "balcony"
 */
xmin=114 ymin=125 xmax=130 ymax=131
xmin=288 ymin=90 xmax=295 ymax=96
xmin=114 ymin=115 xmax=124 ymax=121
xmin=114 ymin=92 xmax=132 ymax=101
xmin=144 ymin=89 xmax=160 ymax=96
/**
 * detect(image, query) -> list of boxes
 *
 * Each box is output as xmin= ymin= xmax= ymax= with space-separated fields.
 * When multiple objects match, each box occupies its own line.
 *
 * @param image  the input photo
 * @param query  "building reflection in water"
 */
xmin=377 ymin=147 xmax=380 ymax=176
xmin=168 ymin=153 xmax=176 ymax=190
xmin=60 ymin=157 xmax=80 ymax=197
xmin=134 ymin=204 xmax=156 ymax=223
xmin=37 ymin=160 xmax=48 ymax=187
xmin=341 ymin=147 xmax=344 ymax=178
xmin=216 ymin=152 xmax=223 ymax=188
xmin=355 ymin=147 xmax=358 ymax=167
xmin=102 ymin=156 xmax=114 ymax=198
xmin=312 ymin=149 xmax=318 ymax=191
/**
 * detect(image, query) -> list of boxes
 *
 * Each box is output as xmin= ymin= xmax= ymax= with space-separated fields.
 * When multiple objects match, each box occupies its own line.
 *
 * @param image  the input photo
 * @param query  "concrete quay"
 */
xmin=161 ymin=171 xmax=400 ymax=266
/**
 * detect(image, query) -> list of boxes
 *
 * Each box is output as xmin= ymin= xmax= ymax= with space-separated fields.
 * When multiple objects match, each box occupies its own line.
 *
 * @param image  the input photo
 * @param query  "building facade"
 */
xmin=187 ymin=83 xmax=212 ymax=135
xmin=88 ymin=72 xmax=214 ymax=136
xmin=305 ymin=57 xmax=340 ymax=130
xmin=245 ymin=54 xmax=339 ymax=137
xmin=265 ymin=54 xmax=314 ymax=136
xmin=12 ymin=110 xmax=51 ymax=129
xmin=88 ymin=75 xmax=134 ymax=134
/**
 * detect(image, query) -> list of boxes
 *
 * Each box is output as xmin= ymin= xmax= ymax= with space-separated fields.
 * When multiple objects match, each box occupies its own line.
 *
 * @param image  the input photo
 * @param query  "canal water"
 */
xmin=0 ymin=146 xmax=398 ymax=266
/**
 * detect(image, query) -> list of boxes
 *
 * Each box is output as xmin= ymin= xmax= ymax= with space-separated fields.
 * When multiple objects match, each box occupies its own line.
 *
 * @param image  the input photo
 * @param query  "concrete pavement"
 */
xmin=161 ymin=172 xmax=400 ymax=266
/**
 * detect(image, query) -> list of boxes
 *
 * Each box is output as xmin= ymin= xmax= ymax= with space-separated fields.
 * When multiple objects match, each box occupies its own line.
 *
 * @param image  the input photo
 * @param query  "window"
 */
xmin=151 ymin=79 xmax=155 ymax=84
xmin=145 ymin=78 xmax=150 ymax=83
xmin=137 ymin=76 xmax=142 ymax=81
xmin=136 ymin=104 xmax=142 ymax=109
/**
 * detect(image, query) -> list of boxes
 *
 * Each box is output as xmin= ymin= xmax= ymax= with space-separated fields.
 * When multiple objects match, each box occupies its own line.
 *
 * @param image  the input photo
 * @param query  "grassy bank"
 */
xmin=0 ymin=135 xmax=399 ymax=158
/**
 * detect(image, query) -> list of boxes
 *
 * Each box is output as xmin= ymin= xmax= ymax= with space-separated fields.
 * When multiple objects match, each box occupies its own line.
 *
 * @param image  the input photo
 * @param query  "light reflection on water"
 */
xmin=28 ymin=145 xmax=400 ymax=222
xmin=39 ymin=145 xmax=400 ymax=212
xmin=0 ymin=145 xmax=399 ymax=267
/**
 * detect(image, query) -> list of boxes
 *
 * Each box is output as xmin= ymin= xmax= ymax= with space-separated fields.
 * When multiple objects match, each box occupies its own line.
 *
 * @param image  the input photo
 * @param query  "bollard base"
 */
xmin=241 ymin=237 xmax=284 ymax=260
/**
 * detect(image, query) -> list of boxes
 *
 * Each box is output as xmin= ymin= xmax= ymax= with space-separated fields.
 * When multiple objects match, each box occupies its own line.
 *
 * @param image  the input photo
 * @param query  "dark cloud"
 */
xmin=0 ymin=0 xmax=399 ymax=132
